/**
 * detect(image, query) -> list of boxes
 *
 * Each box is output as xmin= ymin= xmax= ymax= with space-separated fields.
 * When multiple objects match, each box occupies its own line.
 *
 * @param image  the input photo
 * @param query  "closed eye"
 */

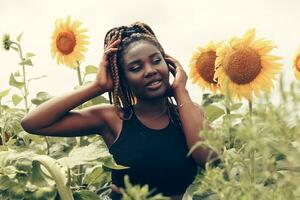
xmin=152 ymin=59 xmax=161 ymax=64
xmin=129 ymin=65 xmax=141 ymax=72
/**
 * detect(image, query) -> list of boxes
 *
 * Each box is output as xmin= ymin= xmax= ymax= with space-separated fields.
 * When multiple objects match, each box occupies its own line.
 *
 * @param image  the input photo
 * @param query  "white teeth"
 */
xmin=149 ymin=81 xmax=160 ymax=86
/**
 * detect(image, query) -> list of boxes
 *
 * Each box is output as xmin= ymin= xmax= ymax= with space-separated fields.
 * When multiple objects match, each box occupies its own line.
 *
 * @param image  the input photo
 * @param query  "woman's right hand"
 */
xmin=95 ymin=35 xmax=121 ymax=92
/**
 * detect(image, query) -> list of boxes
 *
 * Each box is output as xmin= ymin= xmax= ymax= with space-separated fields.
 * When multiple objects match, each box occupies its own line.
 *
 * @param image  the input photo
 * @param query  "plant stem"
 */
xmin=76 ymin=61 xmax=84 ymax=185
xmin=11 ymin=42 xmax=29 ymax=113
xmin=248 ymin=100 xmax=255 ymax=183
xmin=45 ymin=136 xmax=50 ymax=155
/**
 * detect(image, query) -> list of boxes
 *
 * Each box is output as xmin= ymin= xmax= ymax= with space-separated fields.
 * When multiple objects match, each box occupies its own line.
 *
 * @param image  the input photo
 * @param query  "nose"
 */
xmin=144 ymin=63 xmax=157 ymax=77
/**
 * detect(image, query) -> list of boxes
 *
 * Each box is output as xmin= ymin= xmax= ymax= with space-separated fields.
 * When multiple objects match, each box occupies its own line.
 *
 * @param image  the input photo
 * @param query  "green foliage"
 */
xmin=189 ymin=85 xmax=300 ymax=199
xmin=2 ymin=31 xmax=300 ymax=200
xmin=120 ymin=175 xmax=169 ymax=200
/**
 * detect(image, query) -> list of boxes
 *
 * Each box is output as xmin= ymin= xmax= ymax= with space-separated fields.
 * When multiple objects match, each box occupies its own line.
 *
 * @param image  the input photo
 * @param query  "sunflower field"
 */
xmin=1 ymin=16 xmax=300 ymax=200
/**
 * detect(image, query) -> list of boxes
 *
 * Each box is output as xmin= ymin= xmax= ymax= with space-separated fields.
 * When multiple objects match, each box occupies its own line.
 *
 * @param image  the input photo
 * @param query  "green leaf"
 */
xmin=19 ymin=58 xmax=33 ymax=66
xmin=0 ymin=88 xmax=11 ymax=99
xmin=33 ymin=155 xmax=74 ymax=200
xmin=85 ymin=65 xmax=98 ymax=75
xmin=203 ymin=105 xmax=225 ymax=123
xmin=17 ymin=32 xmax=23 ymax=43
xmin=12 ymin=94 xmax=23 ymax=106
xmin=82 ymin=165 xmax=104 ymax=185
xmin=0 ymin=175 xmax=15 ymax=190
xmin=25 ymin=52 xmax=35 ymax=58
xmin=9 ymin=73 xmax=24 ymax=89
xmin=14 ymin=70 xmax=21 ymax=77
xmin=31 ymin=161 xmax=55 ymax=187
xmin=202 ymin=93 xmax=225 ymax=106
xmin=59 ymin=144 xmax=110 ymax=168
xmin=223 ymin=114 xmax=243 ymax=120
xmin=103 ymin=157 xmax=130 ymax=170
xmin=31 ymin=91 xmax=53 ymax=105
xmin=73 ymin=190 xmax=100 ymax=200
xmin=230 ymin=103 xmax=243 ymax=111
xmin=11 ymin=46 xmax=19 ymax=52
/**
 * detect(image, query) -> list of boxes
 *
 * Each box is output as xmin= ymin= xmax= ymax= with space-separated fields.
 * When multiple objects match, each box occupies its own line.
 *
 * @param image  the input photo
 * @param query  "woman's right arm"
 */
xmin=21 ymin=82 xmax=110 ymax=137
xmin=20 ymin=35 xmax=121 ymax=137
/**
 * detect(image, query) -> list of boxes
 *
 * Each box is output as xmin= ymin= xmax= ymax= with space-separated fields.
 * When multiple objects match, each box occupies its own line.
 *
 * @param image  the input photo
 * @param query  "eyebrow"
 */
xmin=127 ymin=52 xmax=160 ymax=66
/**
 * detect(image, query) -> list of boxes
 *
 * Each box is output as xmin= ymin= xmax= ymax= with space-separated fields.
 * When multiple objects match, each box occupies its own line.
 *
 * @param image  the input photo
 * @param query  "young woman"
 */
xmin=21 ymin=22 xmax=215 ymax=200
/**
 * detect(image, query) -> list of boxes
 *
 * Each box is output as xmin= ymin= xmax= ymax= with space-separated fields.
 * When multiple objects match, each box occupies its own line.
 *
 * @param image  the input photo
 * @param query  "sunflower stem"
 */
xmin=76 ymin=61 xmax=83 ymax=86
xmin=248 ymin=100 xmax=255 ymax=184
xmin=11 ymin=41 xmax=29 ymax=113
xmin=76 ymin=61 xmax=84 ymax=185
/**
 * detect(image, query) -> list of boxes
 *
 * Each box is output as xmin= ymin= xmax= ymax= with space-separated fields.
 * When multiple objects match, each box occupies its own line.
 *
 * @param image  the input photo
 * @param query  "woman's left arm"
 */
xmin=165 ymin=54 xmax=218 ymax=167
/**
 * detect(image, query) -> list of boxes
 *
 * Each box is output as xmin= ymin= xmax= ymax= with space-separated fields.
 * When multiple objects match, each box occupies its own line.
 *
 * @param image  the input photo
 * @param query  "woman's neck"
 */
xmin=134 ymin=97 xmax=168 ymax=118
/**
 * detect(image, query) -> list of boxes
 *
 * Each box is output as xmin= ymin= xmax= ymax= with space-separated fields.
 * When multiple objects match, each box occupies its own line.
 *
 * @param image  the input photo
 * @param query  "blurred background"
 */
xmin=1 ymin=0 xmax=299 ymax=106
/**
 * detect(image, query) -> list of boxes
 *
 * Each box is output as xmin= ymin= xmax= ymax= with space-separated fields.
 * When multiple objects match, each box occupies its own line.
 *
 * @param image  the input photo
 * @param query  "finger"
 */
xmin=168 ymin=64 xmax=176 ymax=76
xmin=165 ymin=59 xmax=178 ymax=71
xmin=107 ymin=33 xmax=120 ymax=46
xmin=104 ymin=48 xmax=118 ymax=56
xmin=107 ymin=39 xmax=121 ymax=49
xmin=164 ymin=57 xmax=178 ymax=67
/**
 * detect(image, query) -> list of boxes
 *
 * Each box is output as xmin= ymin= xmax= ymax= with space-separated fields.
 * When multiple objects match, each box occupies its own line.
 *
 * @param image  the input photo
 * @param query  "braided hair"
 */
xmin=103 ymin=22 xmax=182 ymax=128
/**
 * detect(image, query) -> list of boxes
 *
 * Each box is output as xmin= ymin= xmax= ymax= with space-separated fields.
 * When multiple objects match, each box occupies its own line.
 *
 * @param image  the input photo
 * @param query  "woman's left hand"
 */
xmin=164 ymin=54 xmax=188 ymax=96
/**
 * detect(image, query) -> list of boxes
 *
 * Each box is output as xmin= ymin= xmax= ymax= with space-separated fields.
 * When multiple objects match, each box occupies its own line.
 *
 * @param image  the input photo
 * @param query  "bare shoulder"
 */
xmin=91 ymin=103 xmax=123 ymax=136
xmin=91 ymin=103 xmax=122 ymax=123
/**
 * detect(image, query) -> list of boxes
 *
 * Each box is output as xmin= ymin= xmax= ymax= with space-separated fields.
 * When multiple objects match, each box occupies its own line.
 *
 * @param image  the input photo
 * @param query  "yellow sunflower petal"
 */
xmin=51 ymin=16 xmax=89 ymax=68
xmin=214 ymin=29 xmax=282 ymax=101
xmin=189 ymin=41 xmax=222 ymax=93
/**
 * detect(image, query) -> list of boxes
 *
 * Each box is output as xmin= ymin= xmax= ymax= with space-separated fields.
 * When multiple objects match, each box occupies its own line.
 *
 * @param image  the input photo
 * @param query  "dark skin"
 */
xmin=21 ymin=35 xmax=216 ymax=200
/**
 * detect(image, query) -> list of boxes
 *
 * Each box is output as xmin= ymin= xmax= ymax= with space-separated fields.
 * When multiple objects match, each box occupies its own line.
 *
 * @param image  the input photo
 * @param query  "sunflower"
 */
xmin=292 ymin=47 xmax=300 ymax=80
xmin=2 ymin=34 xmax=11 ymax=50
xmin=214 ymin=29 xmax=282 ymax=101
xmin=189 ymin=41 xmax=222 ymax=92
xmin=51 ymin=16 xmax=89 ymax=68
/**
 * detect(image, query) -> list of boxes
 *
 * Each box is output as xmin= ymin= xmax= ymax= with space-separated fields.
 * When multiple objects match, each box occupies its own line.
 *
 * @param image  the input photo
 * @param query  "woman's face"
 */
xmin=121 ymin=41 xmax=170 ymax=100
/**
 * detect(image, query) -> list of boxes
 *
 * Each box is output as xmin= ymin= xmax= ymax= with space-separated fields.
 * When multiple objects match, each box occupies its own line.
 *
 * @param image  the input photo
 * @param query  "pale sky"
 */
xmin=1 ymin=0 xmax=300 ymax=108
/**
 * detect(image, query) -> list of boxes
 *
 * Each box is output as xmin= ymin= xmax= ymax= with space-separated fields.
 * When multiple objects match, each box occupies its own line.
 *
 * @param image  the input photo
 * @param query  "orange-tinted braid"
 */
xmin=103 ymin=22 xmax=182 ymax=128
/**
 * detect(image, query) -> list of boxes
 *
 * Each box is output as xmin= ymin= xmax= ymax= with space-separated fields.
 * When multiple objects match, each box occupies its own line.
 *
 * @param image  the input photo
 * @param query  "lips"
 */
xmin=145 ymin=79 xmax=163 ymax=90
xmin=145 ymin=79 xmax=162 ymax=87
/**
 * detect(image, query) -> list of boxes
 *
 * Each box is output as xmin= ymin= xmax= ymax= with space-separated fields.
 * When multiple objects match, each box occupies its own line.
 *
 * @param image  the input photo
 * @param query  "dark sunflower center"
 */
xmin=56 ymin=31 xmax=76 ymax=55
xmin=196 ymin=51 xmax=217 ymax=84
xmin=224 ymin=47 xmax=261 ymax=84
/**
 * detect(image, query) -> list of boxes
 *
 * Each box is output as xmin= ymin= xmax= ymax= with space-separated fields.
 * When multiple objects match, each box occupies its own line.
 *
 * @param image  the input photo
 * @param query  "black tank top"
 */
xmin=108 ymin=107 xmax=198 ymax=199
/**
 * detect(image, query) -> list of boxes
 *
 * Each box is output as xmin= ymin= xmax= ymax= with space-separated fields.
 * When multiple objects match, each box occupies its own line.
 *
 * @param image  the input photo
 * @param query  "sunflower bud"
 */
xmin=2 ymin=34 xmax=12 ymax=50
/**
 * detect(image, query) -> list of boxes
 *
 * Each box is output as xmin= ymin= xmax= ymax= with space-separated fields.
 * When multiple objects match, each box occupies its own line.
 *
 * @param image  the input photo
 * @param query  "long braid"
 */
xmin=103 ymin=22 xmax=183 ymax=130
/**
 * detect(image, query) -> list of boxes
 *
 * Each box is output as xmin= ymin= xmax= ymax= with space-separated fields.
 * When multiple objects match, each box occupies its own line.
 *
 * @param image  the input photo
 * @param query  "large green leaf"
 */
xmin=73 ymin=190 xmax=100 ymax=200
xmin=82 ymin=164 xmax=110 ymax=186
xmin=19 ymin=58 xmax=33 ymax=66
xmin=12 ymin=94 xmax=23 ymax=106
xmin=31 ymin=91 xmax=53 ymax=105
xmin=203 ymin=105 xmax=225 ymax=123
xmin=229 ymin=103 xmax=243 ymax=111
xmin=85 ymin=65 xmax=98 ymax=75
xmin=0 ymin=89 xmax=11 ymax=99
xmin=9 ymin=73 xmax=24 ymax=89
xmin=0 ymin=175 xmax=15 ymax=190
xmin=102 ymin=157 xmax=129 ymax=170
xmin=59 ymin=144 xmax=110 ymax=169
xmin=25 ymin=52 xmax=35 ymax=58
xmin=33 ymin=155 xmax=74 ymax=200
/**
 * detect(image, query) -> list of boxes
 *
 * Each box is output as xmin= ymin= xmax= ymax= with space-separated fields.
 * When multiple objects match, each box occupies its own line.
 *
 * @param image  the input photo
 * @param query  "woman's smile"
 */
xmin=145 ymin=80 xmax=162 ymax=90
